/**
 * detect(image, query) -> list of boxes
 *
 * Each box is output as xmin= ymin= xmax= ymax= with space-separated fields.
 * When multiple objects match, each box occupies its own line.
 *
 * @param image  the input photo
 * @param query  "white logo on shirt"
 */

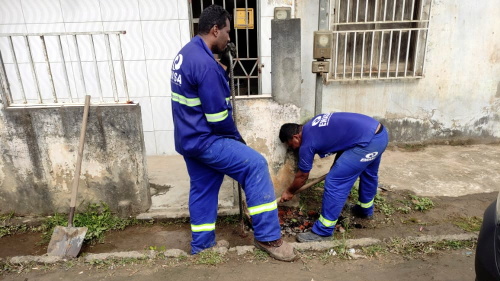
xmin=360 ymin=152 xmax=378 ymax=162
xmin=172 ymin=54 xmax=183 ymax=70
xmin=312 ymin=116 xmax=322 ymax=126
xmin=312 ymin=113 xmax=333 ymax=127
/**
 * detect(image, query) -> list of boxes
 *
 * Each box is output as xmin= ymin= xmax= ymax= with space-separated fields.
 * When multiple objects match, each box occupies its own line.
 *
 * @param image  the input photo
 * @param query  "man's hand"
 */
xmin=280 ymin=189 xmax=295 ymax=203
xmin=220 ymin=42 xmax=236 ymax=69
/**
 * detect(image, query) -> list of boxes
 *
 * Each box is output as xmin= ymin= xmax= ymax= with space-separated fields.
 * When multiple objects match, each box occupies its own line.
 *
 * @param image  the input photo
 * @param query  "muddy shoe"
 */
xmin=254 ymin=238 xmax=298 ymax=262
xmin=296 ymin=231 xmax=332 ymax=243
xmin=350 ymin=204 xmax=374 ymax=220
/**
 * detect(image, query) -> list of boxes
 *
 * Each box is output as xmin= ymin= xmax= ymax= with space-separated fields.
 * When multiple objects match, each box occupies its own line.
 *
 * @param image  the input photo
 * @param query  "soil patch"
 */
xmin=0 ymin=189 xmax=495 ymax=259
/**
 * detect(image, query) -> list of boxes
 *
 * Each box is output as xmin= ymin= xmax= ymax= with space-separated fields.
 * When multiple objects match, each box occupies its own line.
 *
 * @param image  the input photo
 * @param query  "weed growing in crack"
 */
xmin=409 ymin=195 xmax=434 ymax=211
xmin=451 ymin=216 xmax=483 ymax=232
xmin=253 ymin=249 xmax=270 ymax=261
xmin=40 ymin=202 xmax=139 ymax=244
xmin=195 ymin=250 xmax=225 ymax=265
xmin=361 ymin=244 xmax=387 ymax=257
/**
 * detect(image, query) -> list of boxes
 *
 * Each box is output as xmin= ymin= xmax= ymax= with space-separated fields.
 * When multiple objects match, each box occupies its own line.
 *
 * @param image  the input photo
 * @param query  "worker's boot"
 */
xmin=254 ymin=238 xmax=298 ymax=262
xmin=350 ymin=204 xmax=374 ymax=220
xmin=296 ymin=231 xmax=332 ymax=243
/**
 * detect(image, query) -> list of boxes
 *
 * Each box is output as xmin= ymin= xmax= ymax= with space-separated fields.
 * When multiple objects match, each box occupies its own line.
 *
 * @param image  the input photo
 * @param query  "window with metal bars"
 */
xmin=329 ymin=0 xmax=432 ymax=81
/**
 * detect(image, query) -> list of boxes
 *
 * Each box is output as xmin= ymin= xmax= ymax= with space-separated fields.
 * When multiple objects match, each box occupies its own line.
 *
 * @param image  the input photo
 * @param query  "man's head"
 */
xmin=279 ymin=123 xmax=302 ymax=150
xmin=198 ymin=5 xmax=231 ymax=54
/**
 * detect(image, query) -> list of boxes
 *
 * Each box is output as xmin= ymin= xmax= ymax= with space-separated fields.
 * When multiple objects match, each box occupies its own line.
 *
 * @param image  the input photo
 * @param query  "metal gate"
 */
xmin=189 ymin=0 xmax=261 ymax=96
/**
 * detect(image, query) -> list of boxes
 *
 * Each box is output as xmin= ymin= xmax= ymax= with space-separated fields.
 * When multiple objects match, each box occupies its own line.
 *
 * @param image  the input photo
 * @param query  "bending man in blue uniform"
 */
xmin=170 ymin=5 xmax=297 ymax=261
xmin=279 ymin=112 xmax=389 ymax=242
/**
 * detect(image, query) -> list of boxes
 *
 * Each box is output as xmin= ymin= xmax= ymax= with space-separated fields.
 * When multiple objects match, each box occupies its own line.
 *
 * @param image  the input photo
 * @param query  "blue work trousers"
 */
xmin=184 ymin=138 xmax=281 ymax=254
xmin=312 ymin=127 xmax=389 ymax=236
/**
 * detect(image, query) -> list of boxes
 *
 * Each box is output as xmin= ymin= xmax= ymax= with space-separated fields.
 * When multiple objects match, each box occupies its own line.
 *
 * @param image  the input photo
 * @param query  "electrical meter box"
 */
xmin=234 ymin=8 xmax=254 ymax=29
xmin=312 ymin=61 xmax=330 ymax=73
xmin=274 ymin=7 xmax=291 ymax=20
xmin=313 ymin=31 xmax=333 ymax=59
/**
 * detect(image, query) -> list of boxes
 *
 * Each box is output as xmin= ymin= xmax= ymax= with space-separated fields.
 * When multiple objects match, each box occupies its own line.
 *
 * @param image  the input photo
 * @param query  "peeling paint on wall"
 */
xmin=0 ymin=105 xmax=150 ymax=215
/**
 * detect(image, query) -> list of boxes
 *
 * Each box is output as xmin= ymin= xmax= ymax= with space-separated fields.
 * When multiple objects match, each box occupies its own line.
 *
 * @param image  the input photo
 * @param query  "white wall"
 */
xmin=0 ymin=0 xmax=190 ymax=155
xmin=298 ymin=0 xmax=500 ymax=139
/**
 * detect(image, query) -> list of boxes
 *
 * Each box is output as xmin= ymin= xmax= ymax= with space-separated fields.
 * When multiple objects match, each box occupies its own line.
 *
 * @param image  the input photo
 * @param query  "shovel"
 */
xmin=47 ymin=95 xmax=91 ymax=258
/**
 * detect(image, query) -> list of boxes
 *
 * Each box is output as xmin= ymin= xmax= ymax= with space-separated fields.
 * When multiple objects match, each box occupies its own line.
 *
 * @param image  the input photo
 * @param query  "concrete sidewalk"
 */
xmin=139 ymin=144 xmax=500 ymax=219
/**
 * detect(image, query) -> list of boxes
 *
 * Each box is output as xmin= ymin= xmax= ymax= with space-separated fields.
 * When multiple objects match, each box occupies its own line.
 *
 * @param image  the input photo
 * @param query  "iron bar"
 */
xmin=25 ymin=36 xmax=42 ymax=103
xmin=73 ymin=35 xmax=87 ymax=97
xmin=104 ymin=34 xmax=119 ymax=102
xmin=8 ymin=36 xmax=26 ymax=103
xmin=89 ymin=35 xmax=103 ymax=102
xmin=117 ymin=34 xmax=129 ymax=101
xmin=57 ymin=35 xmax=73 ymax=102
xmin=40 ymin=35 xmax=57 ymax=103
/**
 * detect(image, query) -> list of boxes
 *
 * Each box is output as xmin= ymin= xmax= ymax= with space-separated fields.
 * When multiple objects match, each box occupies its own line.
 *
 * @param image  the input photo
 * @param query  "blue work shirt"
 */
xmin=298 ymin=112 xmax=380 ymax=173
xmin=170 ymin=36 xmax=242 ymax=157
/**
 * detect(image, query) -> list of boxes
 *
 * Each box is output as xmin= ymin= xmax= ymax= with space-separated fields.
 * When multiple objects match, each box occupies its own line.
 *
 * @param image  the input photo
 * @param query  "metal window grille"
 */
xmin=328 ymin=0 xmax=432 ymax=81
xmin=0 ymin=31 xmax=129 ymax=108
xmin=189 ymin=0 xmax=261 ymax=96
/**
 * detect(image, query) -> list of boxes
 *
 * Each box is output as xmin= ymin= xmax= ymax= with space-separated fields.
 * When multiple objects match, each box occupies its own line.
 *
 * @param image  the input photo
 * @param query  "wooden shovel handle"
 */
xmin=68 ymin=95 xmax=91 ymax=226
xmin=295 ymin=173 xmax=327 ymax=195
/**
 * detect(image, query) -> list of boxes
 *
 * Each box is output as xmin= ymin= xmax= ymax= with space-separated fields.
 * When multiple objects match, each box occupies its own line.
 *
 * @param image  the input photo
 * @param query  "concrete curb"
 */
xmin=7 ymin=233 xmax=478 ymax=264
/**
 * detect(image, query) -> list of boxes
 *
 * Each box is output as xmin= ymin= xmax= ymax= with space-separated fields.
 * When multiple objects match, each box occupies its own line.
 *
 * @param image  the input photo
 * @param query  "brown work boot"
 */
xmin=254 ymin=238 xmax=298 ymax=262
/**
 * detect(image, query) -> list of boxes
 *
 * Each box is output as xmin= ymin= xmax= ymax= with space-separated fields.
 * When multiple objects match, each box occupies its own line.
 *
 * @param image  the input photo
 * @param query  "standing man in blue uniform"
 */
xmin=170 ymin=5 xmax=296 ymax=261
xmin=278 ymin=112 xmax=389 ymax=242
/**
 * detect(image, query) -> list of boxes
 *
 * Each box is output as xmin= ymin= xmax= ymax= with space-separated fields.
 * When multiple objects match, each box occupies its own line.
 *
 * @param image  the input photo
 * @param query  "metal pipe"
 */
xmin=89 ymin=35 xmax=103 ymax=102
xmin=104 ymin=34 xmax=119 ymax=102
xmin=355 ymin=0 xmax=359 ymax=22
xmin=346 ymin=0 xmax=350 ymax=23
xmin=377 ymin=31 xmax=384 ymax=78
xmin=395 ymin=30 xmax=402 ymax=77
xmin=8 ymin=36 xmax=27 ymax=103
xmin=0 ymin=50 xmax=13 ymax=105
xmin=57 ymin=35 xmax=73 ymax=102
xmin=386 ymin=30 xmax=393 ymax=78
xmin=361 ymin=32 xmax=365 ymax=78
xmin=40 ymin=35 xmax=57 ymax=103
xmin=25 ymin=36 xmax=42 ymax=103
xmin=413 ymin=29 xmax=420 ymax=76
xmin=0 ymin=31 xmax=124 ymax=37
xmin=392 ymin=0 xmax=397 ymax=21
xmin=369 ymin=31 xmax=375 ymax=78
xmin=402 ymin=0 xmax=406 ymax=21
xmin=421 ymin=0 xmax=433 ymax=76
xmin=334 ymin=32 xmax=339 ymax=79
xmin=404 ymin=30 xmax=412 ymax=77
xmin=352 ymin=32 xmax=357 ymax=79
xmin=73 ymin=35 xmax=87 ymax=96
xmin=117 ymin=34 xmax=129 ymax=101
xmin=343 ymin=33 xmax=348 ymax=79
xmin=383 ymin=0 xmax=388 ymax=21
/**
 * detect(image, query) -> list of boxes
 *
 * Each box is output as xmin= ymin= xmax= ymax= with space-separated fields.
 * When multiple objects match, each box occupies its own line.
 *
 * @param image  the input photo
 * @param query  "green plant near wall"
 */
xmin=41 ymin=202 xmax=138 ymax=244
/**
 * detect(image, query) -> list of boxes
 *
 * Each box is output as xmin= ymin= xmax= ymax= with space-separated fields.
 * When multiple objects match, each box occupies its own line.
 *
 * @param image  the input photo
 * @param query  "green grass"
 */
xmin=41 ymin=202 xmax=139 ymax=244
xmin=0 ymin=212 xmax=36 ymax=238
xmin=253 ymin=249 xmax=270 ymax=261
xmin=195 ymin=250 xmax=225 ymax=265
xmin=451 ymin=216 xmax=483 ymax=232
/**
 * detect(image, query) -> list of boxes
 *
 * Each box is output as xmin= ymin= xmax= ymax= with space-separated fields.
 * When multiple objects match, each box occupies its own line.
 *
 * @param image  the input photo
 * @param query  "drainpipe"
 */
xmin=315 ymin=0 xmax=329 ymax=115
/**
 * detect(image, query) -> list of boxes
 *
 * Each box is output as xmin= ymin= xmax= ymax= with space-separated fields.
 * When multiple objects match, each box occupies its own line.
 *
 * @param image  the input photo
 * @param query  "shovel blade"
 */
xmin=47 ymin=226 xmax=88 ymax=258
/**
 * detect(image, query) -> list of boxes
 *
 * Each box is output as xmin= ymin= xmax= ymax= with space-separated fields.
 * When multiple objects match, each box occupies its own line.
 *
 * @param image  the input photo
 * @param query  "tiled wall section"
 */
xmin=0 ymin=0 xmax=293 ymax=155
xmin=0 ymin=0 xmax=188 ymax=155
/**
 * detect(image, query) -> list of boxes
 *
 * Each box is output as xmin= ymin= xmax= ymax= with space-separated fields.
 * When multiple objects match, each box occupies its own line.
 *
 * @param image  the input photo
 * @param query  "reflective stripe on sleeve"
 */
xmin=357 ymin=199 xmax=374 ymax=208
xmin=191 ymin=223 xmax=216 ymax=232
xmin=172 ymin=92 xmax=201 ymax=107
xmin=205 ymin=110 xmax=229 ymax=122
xmin=248 ymin=200 xmax=278 ymax=216
xmin=318 ymin=214 xmax=337 ymax=227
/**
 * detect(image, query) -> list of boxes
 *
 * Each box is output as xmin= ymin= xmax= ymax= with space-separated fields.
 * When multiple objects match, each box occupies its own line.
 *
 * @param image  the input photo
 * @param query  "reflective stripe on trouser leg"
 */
xmin=358 ymin=127 xmax=388 ymax=216
xmin=312 ymin=162 xmax=360 ymax=236
xmin=184 ymin=156 xmax=224 ymax=254
xmin=312 ymin=129 xmax=388 ymax=236
xmin=196 ymin=138 xmax=281 ymax=242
